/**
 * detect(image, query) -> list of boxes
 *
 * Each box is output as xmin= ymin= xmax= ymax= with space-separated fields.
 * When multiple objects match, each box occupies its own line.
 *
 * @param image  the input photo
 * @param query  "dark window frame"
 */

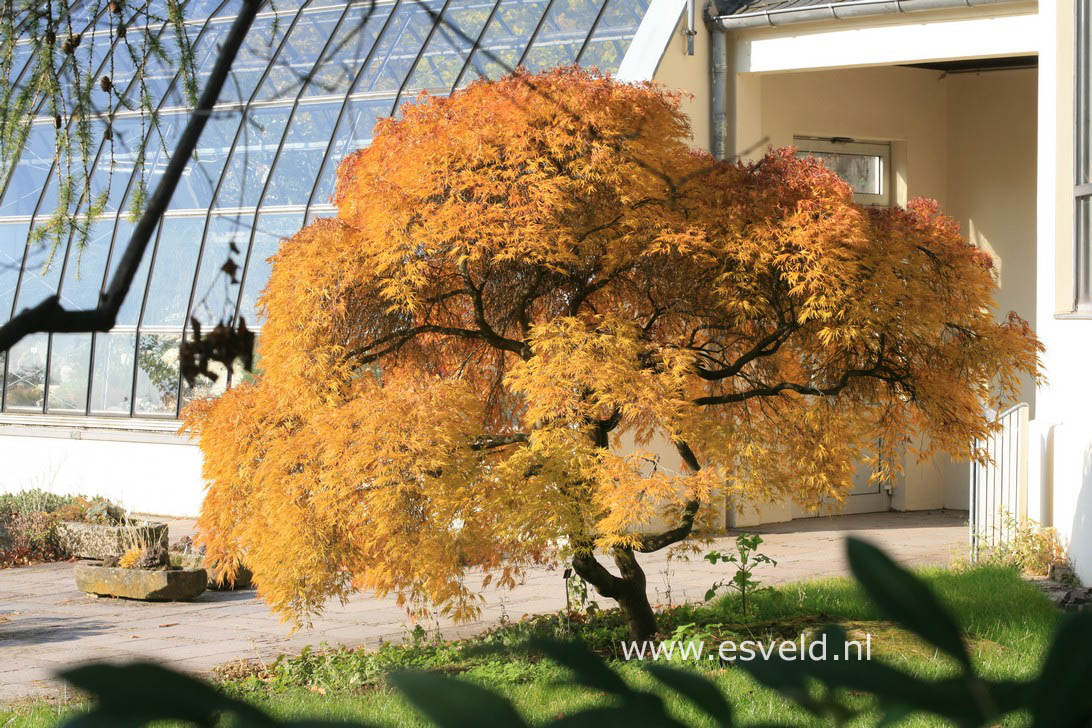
xmin=1075 ymin=0 xmax=1092 ymax=311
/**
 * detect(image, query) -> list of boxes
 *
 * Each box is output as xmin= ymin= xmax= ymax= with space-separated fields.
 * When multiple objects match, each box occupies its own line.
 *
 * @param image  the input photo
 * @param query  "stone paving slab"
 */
xmin=0 ymin=510 xmax=967 ymax=703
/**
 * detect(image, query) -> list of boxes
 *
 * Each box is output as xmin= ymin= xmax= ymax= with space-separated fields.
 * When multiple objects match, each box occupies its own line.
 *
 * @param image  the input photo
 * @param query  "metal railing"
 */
xmin=969 ymin=403 xmax=1029 ymax=560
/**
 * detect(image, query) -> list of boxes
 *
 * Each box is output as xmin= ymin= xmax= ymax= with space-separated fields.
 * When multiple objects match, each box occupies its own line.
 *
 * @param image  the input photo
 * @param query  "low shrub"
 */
xmin=0 ymin=489 xmax=79 ymax=522
xmin=976 ymin=512 xmax=1068 ymax=576
xmin=0 ymin=489 xmax=124 ymax=568
xmin=1 ymin=509 xmax=63 ymax=567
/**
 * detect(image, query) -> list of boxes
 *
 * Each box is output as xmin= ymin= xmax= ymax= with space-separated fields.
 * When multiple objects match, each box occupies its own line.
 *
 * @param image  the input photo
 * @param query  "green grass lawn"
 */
xmin=0 ymin=565 xmax=1061 ymax=727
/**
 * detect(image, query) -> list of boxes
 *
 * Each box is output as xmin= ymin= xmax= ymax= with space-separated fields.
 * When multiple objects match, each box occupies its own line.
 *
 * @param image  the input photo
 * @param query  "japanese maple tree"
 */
xmin=185 ymin=68 xmax=1040 ymax=639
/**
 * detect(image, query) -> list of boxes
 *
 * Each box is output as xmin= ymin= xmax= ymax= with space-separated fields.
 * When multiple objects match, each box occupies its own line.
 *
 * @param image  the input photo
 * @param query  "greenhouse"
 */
xmin=0 ymin=0 xmax=649 ymax=421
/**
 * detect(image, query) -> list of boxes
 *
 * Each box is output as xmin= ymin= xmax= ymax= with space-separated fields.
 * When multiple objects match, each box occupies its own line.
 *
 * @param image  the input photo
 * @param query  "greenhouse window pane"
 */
xmin=190 ymin=212 xmax=255 ymax=325
xmin=213 ymin=13 xmax=295 ymax=104
xmin=576 ymin=0 xmax=648 ymax=72
xmin=522 ymin=0 xmax=603 ymax=72
xmin=56 ymin=222 xmax=113 ymax=311
xmin=310 ymin=98 xmax=388 ymax=207
xmin=11 ymin=236 xmax=64 ymax=315
xmin=360 ymin=0 xmax=442 ymax=94
xmin=256 ymin=5 xmax=347 ymax=102
xmin=135 ymin=333 xmax=182 ymax=416
xmin=405 ymin=3 xmax=492 ymax=94
xmin=303 ymin=2 xmax=394 ymax=98
xmin=0 ymin=123 xmax=56 ymax=217
xmin=263 ymin=102 xmax=343 ymax=206
xmin=5 ymin=42 xmax=33 ymax=85
xmin=4 ymin=332 xmax=47 ymax=411
xmin=89 ymin=331 xmax=136 ymax=414
xmin=107 ymin=218 xmax=156 ymax=327
xmin=182 ymin=0 xmax=227 ymax=20
xmin=47 ymin=333 xmax=92 ymax=413
xmin=0 ymin=221 xmax=31 ymax=318
xmin=109 ymin=112 xmax=186 ymax=215
xmin=141 ymin=216 xmax=204 ymax=327
xmin=238 ymin=211 xmax=304 ymax=323
xmin=215 ymin=105 xmax=291 ymax=209
xmin=463 ymin=0 xmax=549 ymax=82
xmin=169 ymin=110 xmax=241 ymax=210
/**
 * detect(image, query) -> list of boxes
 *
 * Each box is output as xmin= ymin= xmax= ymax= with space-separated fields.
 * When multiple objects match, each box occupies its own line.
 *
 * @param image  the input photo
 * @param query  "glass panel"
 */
xmin=256 ymin=5 xmax=347 ymax=102
xmin=47 ymin=333 xmax=92 ymax=413
xmin=183 ymin=0 xmax=227 ymax=20
xmin=239 ymin=211 xmax=303 ymax=323
xmin=212 ymin=13 xmax=295 ymax=105
xmin=4 ymin=332 xmax=47 ymax=411
xmin=0 ymin=221 xmax=31 ymax=318
xmin=108 ymin=112 xmax=186 ymax=215
xmin=190 ymin=212 xmax=254 ymax=324
xmin=5 ymin=42 xmax=33 ymax=85
xmin=56 ymin=221 xmax=113 ymax=311
xmin=214 ymin=104 xmax=290 ymax=209
xmin=11 ymin=235 xmax=64 ymax=314
xmin=576 ymin=0 xmax=648 ymax=72
xmin=464 ymin=0 xmax=548 ymax=82
xmin=358 ymin=0 xmax=442 ymax=95
xmin=310 ymin=98 xmax=388 ymax=206
xmin=0 ymin=123 xmax=56 ymax=217
xmin=523 ymin=0 xmax=604 ymax=72
xmin=107 ymin=218 xmax=156 ymax=326
xmin=169 ymin=109 xmax=241 ymax=210
xmin=135 ymin=332 xmax=181 ymax=416
xmin=303 ymin=1 xmax=394 ymax=98
xmin=405 ymin=3 xmax=492 ymax=94
xmin=180 ymin=354 xmax=229 ymax=407
xmin=796 ymin=151 xmax=883 ymax=195
xmin=89 ymin=330 xmax=135 ymax=414
xmin=141 ymin=216 xmax=204 ymax=327
xmin=263 ymin=101 xmax=343 ymax=205
xmin=109 ymin=26 xmax=184 ymax=112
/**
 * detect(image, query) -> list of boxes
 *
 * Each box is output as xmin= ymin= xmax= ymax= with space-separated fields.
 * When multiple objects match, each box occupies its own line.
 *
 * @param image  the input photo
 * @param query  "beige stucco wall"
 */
xmin=650 ymin=15 xmax=711 ymax=152
xmin=654 ymin=46 xmax=1039 ymax=521
xmin=759 ymin=66 xmax=950 ymax=206
xmin=947 ymin=69 xmax=1039 ymax=405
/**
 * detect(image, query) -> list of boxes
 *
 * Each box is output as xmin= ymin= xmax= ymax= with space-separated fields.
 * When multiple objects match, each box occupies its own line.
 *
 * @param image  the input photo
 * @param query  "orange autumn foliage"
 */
xmin=185 ymin=68 xmax=1041 ymax=628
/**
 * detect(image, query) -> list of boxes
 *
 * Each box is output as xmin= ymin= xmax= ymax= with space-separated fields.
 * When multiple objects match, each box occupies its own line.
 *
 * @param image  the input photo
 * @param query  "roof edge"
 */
xmin=616 ymin=0 xmax=687 ymax=83
xmin=710 ymin=0 xmax=1033 ymax=31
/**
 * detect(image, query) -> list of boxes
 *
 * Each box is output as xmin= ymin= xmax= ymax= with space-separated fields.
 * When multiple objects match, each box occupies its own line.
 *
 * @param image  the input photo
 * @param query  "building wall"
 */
xmin=653 ymin=27 xmax=1040 ymax=521
xmin=1035 ymin=0 xmax=1092 ymax=584
xmin=0 ymin=427 xmax=205 ymax=517
xmin=759 ymin=66 xmax=950 ymax=207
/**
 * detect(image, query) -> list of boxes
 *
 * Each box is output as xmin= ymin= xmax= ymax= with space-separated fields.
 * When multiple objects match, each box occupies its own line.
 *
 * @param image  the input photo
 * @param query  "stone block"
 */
xmin=73 ymin=564 xmax=207 ymax=601
xmin=58 ymin=521 xmax=168 ymax=560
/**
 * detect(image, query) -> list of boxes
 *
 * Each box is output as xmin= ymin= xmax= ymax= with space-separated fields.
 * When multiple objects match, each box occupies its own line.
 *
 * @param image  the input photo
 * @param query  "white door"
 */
xmin=791 ymin=459 xmax=892 ymax=519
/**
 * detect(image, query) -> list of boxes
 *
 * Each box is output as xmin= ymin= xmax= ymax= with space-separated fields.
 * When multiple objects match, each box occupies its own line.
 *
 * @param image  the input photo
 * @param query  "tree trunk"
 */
xmin=571 ymin=546 xmax=658 ymax=641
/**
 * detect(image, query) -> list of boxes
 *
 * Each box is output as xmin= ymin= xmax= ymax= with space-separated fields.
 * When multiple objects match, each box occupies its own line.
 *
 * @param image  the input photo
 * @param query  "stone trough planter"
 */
xmin=58 ymin=520 xmax=168 ymax=560
xmin=74 ymin=564 xmax=207 ymax=601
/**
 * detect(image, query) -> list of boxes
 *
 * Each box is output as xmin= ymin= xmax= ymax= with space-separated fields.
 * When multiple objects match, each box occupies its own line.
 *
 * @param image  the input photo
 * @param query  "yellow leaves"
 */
xmin=188 ymin=69 xmax=1041 ymax=632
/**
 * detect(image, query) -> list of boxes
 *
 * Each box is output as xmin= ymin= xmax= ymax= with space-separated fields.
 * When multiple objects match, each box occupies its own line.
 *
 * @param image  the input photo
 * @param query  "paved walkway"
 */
xmin=0 ymin=510 xmax=967 ymax=702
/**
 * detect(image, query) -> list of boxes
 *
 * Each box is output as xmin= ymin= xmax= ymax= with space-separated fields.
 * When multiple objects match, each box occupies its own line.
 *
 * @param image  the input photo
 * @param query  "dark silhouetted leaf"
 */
xmin=846 ymin=537 xmax=970 ymax=668
xmin=58 ymin=662 xmax=274 ymax=727
xmin=389 ymin=671 xmax=528 ymax=728
xmin=1030 ymin=612 xmax=1092 ymax=728
xmin=645 ymin=664 xmax=733 ymax=726
xmin=530 ymin=638 xmax=632 ymax=696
